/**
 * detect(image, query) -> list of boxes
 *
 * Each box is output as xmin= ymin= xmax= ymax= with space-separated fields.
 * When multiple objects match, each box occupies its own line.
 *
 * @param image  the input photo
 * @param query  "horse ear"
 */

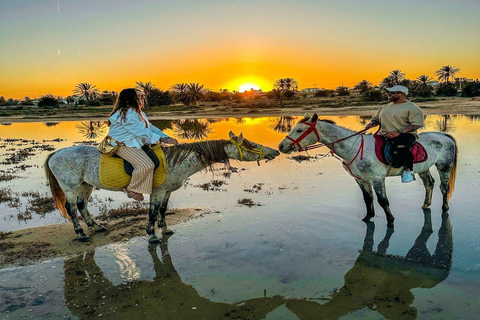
xmin=311 ymin=113 xmax=319 ymax=123
xmin=229 ymin=131 xmax=235 ymax=139
xmin=237 ymin=132 xmax=244 ymax=144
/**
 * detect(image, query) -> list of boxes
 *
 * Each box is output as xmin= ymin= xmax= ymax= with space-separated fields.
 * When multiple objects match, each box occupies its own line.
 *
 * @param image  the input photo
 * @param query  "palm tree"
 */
xmin=170 ymin=83 xmax=189 ymax=93
xmin=268 ymin=88 xmax=285 ymax=107
xmin=435 ymin=65 xmax=460 ymax=83
xmin=354 ymin=80 xmax=372 ymax=93
xmin=389 ymin=70 xmax=405 ymax=85
xmin=73 ymin=83 xmax=98 ymax=105
xmin=183 ymin=83 xmax=205 ymax=106
xmin=415 ymin=75 xmax=434 ymax=96
xmin=274 ymin=78 xmax=299 ymax=91
xmin=136 ymin=81 xmax=156 ymax=108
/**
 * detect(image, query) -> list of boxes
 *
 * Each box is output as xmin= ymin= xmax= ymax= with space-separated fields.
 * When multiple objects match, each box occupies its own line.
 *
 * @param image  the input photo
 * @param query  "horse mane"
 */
xmin=163 ymin=140 xmax=231 ymax=171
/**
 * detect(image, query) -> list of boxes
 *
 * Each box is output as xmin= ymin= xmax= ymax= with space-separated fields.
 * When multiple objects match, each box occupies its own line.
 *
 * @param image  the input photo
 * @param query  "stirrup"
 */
xmin=123 ymin=188 xmax=144 ymax=201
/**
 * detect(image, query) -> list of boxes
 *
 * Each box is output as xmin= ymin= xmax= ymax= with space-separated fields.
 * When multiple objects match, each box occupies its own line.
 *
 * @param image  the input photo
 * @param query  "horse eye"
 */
xmin=296 ymin=129 xmax=303 ymax=133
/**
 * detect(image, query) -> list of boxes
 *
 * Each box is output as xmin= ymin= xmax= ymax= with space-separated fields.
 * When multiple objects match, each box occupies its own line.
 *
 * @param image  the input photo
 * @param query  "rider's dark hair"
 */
xmin=108 ymin=88 xmax=146 ymax=126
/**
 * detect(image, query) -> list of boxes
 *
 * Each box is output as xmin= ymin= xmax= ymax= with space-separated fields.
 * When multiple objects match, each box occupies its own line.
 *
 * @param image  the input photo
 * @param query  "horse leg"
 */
xmin=146 ymin=191 xmax=169 ymax=243
xmin=372 ymin=180 xmax=395 ymax=228
xmin=156 ymin=191 xmax=173 ymax=235
xmin=436 ymin=167 xmax=451 ymax=212
xmin=76 ymin=184 xmax=108 ymax=233
xmin=65 ymin=191 xmax=89 ymax=241
xmin=355 ymin=180 xmax=375 ymax=222
xmin=418 ymin=170 xmax=435 ymax=209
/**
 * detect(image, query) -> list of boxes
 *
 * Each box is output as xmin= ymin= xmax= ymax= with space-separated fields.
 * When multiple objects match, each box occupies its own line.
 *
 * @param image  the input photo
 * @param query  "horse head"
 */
xmin=278 ymin=113 xmax=320 ymax=154
xmin=227 ymin=131 xmax=280 ymax=161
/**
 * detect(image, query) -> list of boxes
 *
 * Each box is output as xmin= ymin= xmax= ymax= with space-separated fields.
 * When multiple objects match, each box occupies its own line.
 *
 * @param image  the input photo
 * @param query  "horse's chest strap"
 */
xmin=341 ymin=135 xmax=365 ymax=180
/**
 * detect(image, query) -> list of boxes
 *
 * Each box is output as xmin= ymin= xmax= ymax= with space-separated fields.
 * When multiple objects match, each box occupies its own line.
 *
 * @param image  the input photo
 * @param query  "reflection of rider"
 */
xmin=364 ymin=85 xmax=424 ymax=183
xmin=64 ymin=235 xmax=284 ymax=319
xmin=107 ymin=88 xmax=179 ymax=201
xmin=286 ymin=210 xmax=452 ymax=320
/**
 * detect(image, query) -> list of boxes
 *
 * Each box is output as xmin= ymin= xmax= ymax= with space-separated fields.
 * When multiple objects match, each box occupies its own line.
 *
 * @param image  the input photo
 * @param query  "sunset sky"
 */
xmin=1 ymin=0 xmax=479 ymax=99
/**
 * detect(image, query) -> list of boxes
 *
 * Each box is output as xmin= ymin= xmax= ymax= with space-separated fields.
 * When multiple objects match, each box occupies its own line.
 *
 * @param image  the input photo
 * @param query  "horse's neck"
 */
xmin=316 ymin=121 xmax=360 ymax=161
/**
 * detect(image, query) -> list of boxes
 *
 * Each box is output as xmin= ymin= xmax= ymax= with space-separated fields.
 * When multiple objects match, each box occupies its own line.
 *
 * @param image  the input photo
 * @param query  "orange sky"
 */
xmin=1 ymin=1 xmax=479 ymax=99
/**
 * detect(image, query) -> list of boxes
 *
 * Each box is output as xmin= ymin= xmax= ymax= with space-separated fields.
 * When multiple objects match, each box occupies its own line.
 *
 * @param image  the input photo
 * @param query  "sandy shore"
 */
xmin=1 ymin=97 xmax=480 ymax=123
xmin=0 ymin=208 xmax=210 ymax=267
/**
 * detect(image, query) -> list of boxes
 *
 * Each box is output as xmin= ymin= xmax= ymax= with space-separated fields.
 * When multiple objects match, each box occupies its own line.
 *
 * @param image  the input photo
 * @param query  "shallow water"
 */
xmin=1 ymin=115 xmax=479 ymax=319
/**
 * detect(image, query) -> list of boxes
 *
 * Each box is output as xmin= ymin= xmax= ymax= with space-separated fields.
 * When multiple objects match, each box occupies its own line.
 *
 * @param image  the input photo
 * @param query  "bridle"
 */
xmin=286 ymin=119 xmax=368 ymax=152
xmin=286 ymin=119 xmax=370 ymax=180
xmin=229 ymin=138 xmax=266 ymax=161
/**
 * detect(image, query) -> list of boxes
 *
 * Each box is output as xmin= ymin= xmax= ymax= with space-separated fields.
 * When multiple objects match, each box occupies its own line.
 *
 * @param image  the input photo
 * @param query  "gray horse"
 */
xmin=278 ymin=113 xmax=457 ymax=227
xmin=45 ymin=132 xmax=279 ymax=243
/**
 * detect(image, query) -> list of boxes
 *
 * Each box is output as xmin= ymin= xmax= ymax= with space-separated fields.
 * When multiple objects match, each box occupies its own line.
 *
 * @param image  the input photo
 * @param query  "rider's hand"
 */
xmin=164 ymin=137 xmax=179 ymax=145
xmin=384 ymin=131 xmax=401 ymax=139
xmin=365 ymin=122 xmax=378 ymax=130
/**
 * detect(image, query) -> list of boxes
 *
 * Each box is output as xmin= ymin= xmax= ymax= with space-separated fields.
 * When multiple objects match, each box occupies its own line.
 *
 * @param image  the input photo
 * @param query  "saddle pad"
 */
xmin=99 ymin=145 xmax=168 ymax=189
xmin=374 ymin=135 xmax=428 ymax=165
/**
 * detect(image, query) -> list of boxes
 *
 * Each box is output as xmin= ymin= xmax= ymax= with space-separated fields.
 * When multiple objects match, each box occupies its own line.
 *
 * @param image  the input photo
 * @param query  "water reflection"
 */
xmin=271 ymin=116 xmax=296 ymax=133
xmin=76 ymin=121 xmax=107 ymax=139
xmin=173 ymin=119 xmax=212 ymax=139
xmin=286 ymin=209 xmax=453 ymax=320
xmin=64 ymin=235 xmax=284 ymax=319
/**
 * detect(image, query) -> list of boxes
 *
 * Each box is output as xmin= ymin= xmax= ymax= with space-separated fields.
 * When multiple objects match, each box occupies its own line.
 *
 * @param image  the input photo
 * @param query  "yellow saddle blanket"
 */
xmin=99 ymin=145 xmax=168 ymax=189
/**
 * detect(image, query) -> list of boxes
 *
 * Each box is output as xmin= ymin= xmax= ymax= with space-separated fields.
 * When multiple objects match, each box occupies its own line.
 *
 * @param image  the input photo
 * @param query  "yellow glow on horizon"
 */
xmin=224 ymin=76 xmax=271 ymax=93
xmin=239 ymin=84 xmax=260 ymax=92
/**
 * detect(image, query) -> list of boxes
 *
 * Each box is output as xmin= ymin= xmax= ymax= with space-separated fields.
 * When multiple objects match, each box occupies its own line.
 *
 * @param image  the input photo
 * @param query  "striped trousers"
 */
xmin=115 ymin=145 xmax=155 ymax=194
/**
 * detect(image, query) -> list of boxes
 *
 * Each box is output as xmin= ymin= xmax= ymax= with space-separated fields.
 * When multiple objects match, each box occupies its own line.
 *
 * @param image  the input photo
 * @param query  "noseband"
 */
xmin=285 ymin=120 xmax=321 ymax=152
xmin=229 ymin=138 xmax=266 ymax=161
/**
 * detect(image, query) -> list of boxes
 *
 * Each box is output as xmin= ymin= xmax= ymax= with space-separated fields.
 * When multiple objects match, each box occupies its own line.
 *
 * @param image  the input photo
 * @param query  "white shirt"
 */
xmin=108 ymin=109 xmax=168 ymax=148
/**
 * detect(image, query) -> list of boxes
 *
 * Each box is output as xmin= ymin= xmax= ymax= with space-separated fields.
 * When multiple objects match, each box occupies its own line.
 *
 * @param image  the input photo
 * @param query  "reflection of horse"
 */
xmin=286 ymin=209 xmax=453 ymax=320
xmin=278 ymin=113 xmax=458 ymax=227
xmin=45 ymin=132 xmax=279 ymax=242
xmin=64 ymin=235 xmax=285 ymax=319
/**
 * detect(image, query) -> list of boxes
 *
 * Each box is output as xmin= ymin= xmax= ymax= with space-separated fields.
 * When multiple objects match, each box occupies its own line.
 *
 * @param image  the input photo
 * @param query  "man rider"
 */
xmin=364 ymin=85 xmax=424 ymax=183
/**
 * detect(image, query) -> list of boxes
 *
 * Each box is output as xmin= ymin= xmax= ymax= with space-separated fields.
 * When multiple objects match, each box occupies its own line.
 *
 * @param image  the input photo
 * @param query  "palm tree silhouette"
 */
xmin=274 ymin=78 xmax=299 ymax=91
xmin=136 ymin=81 xmax=156 ymax=108
xmin=73 ymin=83 xmax=98 ymax=105
xmin=415 ymin=75 xmax=434 ymax=96
xmin=354 ymin=80 xmax=372 ymax=93
xmin=389 ymin=70 xmax=406 ymax=85
xmin=435 ymin=65 xmax=460 ymax=83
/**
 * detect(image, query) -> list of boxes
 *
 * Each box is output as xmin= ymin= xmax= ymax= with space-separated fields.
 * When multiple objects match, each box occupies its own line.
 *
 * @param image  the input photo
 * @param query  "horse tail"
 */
xmin=44 ymin=152 xmax=69 ymax=219
xmin=444 ymin=133 xmax=458 ymax=201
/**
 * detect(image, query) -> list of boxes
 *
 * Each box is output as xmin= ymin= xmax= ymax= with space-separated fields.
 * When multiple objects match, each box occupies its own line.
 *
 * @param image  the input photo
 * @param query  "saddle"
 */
xmin=99 ymin=145 xmax=168 ymax=188
xmin=374 ymin=135 xmax=427 ymax=168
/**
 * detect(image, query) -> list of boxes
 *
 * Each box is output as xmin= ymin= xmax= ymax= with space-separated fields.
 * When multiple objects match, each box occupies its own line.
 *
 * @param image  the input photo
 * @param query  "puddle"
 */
xmin=1 ymin=115 xmax=480 ymax=319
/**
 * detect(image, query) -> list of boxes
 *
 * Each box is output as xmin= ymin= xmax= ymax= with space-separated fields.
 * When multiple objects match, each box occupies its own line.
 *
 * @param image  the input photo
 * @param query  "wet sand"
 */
xmin=0 ymin=207 xmax=209 ymax=267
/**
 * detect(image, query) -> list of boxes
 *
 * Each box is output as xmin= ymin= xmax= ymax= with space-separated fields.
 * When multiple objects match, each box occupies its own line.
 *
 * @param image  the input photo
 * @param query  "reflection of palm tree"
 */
xmin=76 ymin=121 xmax=107 ymax=139
xmin=436 ymin=115 xmax=452 ymax=132
xmin=173 ymin=119 xmax=211 ymax=139
xmin=435 ymin=65 xmax=460 ymax=83
xmin=233 ymin=118 xmax=246 ymax=125
xmin=73 ymin=83 xmax=98 ymax=105
xmin=286 ymin=209 xmax=453 ymax=320
xmin=64 ymin=235 xmax=284 ymax=319
xmin=44 ymin=122 xmax=59 ymax=127
xmin=271 ymin=116 xmax=296 ymax=133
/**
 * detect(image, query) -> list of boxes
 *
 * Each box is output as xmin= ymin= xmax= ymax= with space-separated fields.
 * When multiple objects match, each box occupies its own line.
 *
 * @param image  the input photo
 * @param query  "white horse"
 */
xmin=278 ymin=114 xmax=457 ymax=227
xmin=45 ymin=132 xmax=280 ymax=243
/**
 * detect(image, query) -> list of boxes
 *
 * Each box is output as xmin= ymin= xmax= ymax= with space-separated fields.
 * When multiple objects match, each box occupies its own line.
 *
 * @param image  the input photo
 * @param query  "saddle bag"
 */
xmin=97 ymin=136 xmax=124 ymax=156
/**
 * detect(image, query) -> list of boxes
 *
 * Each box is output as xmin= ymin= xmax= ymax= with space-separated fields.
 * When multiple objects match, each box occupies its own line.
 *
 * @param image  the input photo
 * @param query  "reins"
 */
xmin=286 ymin=120 xmax=370 ymax=180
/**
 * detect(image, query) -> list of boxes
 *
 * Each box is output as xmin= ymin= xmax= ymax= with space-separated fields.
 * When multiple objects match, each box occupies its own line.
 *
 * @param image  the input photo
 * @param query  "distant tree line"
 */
xmin=2 ymin=65 xmax=479 ymax=108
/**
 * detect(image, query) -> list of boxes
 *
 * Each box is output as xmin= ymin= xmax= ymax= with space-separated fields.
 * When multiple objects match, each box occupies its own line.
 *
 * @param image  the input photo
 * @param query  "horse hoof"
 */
xmin=78 ymin=234 xmax=90 ymax=242
xmin=422 ymin=204 xmax=431 ymax=209
xmin=162 ymin=229 xmax=175 ymax=235
xmin=94 ymin=225 xmax=109 ymax=233
xmin=362 ymin=216 xmax=373 ymax=222
xmin=148 ymin=235 xmax=161 ymax=244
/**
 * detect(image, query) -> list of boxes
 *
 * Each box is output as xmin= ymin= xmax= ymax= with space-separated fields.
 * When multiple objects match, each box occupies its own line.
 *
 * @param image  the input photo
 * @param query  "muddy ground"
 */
xmin=0 ymin=207 xmax=209 ymax=267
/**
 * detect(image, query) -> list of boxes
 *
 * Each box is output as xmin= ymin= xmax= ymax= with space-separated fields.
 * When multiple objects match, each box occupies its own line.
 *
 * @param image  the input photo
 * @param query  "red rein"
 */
xmin=286 ymin=120 xmax=368 ymax=180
